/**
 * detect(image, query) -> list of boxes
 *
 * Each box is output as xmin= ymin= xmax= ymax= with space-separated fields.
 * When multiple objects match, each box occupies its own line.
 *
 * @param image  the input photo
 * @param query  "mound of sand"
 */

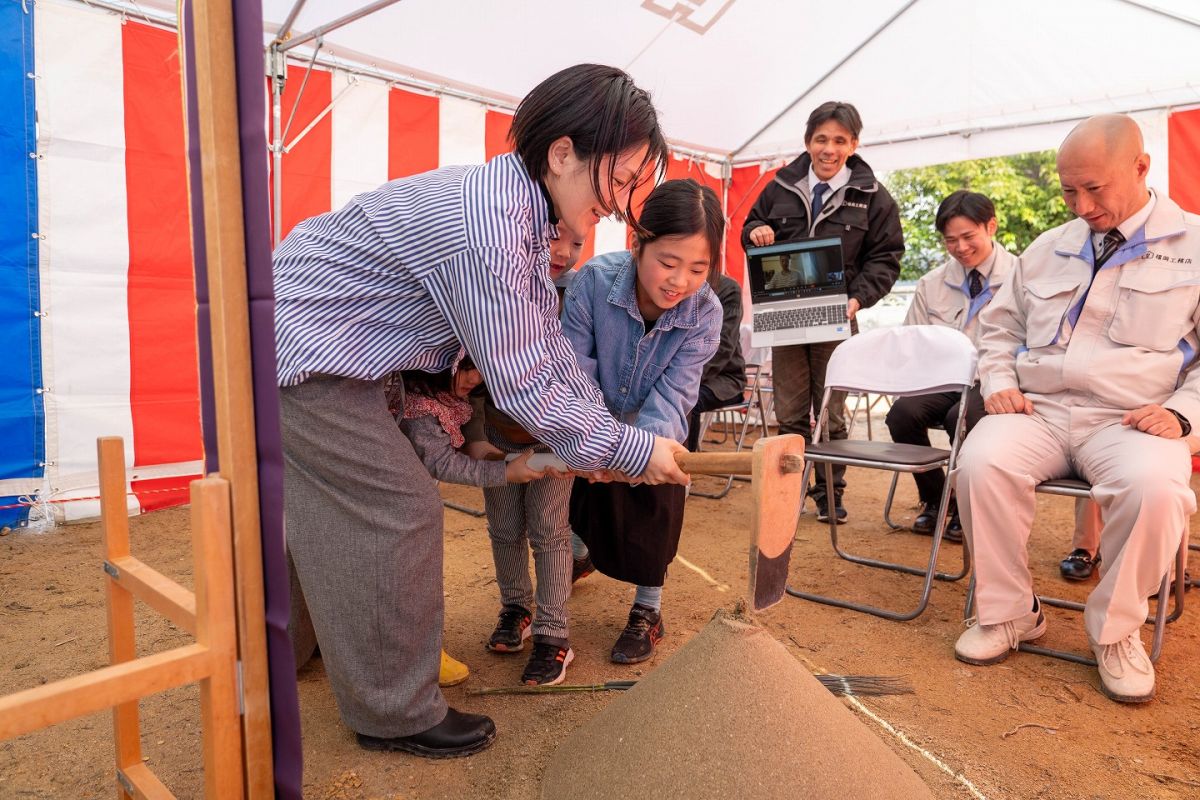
xmin=542 ymin=607 xmax=934 ymax=800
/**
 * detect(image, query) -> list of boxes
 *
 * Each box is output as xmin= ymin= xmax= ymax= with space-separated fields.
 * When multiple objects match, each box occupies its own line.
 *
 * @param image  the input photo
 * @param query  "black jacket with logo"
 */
xmin=741 ymin=152 xmax=904 ymax=309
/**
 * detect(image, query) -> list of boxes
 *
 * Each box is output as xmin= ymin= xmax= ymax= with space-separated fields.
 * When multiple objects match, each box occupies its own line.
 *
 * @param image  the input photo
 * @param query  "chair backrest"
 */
xmin=825 ymin=325 xmax=978 ymax=396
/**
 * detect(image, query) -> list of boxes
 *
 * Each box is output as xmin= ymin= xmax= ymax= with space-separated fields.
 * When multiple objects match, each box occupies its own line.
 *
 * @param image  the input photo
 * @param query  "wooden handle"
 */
xmin=673 ymin=451 xmax=804 ymax=476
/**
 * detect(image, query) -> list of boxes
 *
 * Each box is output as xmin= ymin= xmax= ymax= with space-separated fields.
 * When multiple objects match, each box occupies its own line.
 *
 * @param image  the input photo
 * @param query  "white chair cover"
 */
xmin=825 ymin=325 xmax=978 ymax=397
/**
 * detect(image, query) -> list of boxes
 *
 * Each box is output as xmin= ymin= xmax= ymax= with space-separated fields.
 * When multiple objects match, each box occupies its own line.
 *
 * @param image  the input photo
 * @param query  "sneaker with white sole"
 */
xmin=1092 ymin=632 xmax=1155 ymax=703
xmin=955 ymin=599 xmax=1046 ymax=665
xmin=520 ymin=639 xmax=574 ymax=686
xmin=487 ymin=605 xmax=532 ymax=653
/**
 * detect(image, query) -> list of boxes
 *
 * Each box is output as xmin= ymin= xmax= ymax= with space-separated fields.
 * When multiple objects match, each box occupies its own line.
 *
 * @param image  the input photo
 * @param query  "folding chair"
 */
xmin=692 ymin=365 xmax=769 ymax=500
xmin=786 ymin=326 xmax=978 ymax=621
xmin=964 ymin=477 xmax=1188 ymax=665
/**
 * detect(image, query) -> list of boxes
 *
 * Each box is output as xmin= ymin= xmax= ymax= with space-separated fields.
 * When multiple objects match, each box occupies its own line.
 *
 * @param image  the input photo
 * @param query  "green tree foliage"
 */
xmin=883 ymin=151 xmax=1074 ymax=280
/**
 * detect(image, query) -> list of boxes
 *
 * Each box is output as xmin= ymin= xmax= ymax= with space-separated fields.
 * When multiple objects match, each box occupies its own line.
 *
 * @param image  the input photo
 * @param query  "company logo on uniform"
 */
xmin=1140 ymin=252 xmax=1194 ymax=264
xmin=843 ymin=201 xmax=869 ymax=209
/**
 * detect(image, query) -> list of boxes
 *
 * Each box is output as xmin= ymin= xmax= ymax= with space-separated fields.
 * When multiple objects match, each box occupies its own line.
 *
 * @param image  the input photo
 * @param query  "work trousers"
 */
xmin=282 ymin=374 xmax=447 ymax=738
xmin=953 ymin=401 xmax=1194 ymax=645
xmin=772 ymin=340 xmax=846 ymax=500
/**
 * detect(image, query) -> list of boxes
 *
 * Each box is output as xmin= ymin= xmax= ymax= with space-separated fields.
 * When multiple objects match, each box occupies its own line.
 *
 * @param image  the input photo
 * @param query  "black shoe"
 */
xmin=1060 ymin=549 xmax=1100 ymax=581
xmin=911 ymin=502 xmax=938 ymax=535
xmin=487 ymin=605 xmax=532 ymax=653
xmin=611 ymin=604 xmax=664 ymax=664
xmin=571 ymin=556 xmax=595 ymax=584
xmin=521 ymin=638 xmax=574 ymax=686
xmin=815 ymin=498 xmax=848 ymax=525
xmin=944 ymin=512 xmax=964 ymax=544
xmin=356 ymin=707 xmax=496 ymax=759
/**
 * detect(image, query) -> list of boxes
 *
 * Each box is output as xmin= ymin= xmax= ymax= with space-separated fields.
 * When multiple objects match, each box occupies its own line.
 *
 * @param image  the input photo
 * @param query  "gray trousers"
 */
xmin=483 ymin=427 xmax=573 ymax=641
xmin=282 ymin=374 xmax=447 ymax=738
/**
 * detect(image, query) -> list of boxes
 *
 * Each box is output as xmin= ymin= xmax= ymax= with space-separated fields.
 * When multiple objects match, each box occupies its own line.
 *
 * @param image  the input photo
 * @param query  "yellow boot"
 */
xmin=439 ymin=649 xmax=469 ymax=687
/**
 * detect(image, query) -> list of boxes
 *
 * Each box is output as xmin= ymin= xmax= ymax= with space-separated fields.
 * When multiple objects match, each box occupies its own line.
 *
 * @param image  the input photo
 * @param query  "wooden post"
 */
xmin=98 ymin=436 xmax=139 ymax=800
xmin=185 ymin=2 xmax=275 ymax=795
xmin=192 ymin=477 xmax=245 ymax=800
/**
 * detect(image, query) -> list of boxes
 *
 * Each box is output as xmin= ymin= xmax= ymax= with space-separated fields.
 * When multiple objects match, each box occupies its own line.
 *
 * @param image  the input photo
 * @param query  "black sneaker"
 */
xmin=571 ymin=556 xmax=595 ymax=584
xmin=610 ymin=604 xmax=664 ymax=664
xmin=520 ymin=638 xmax=574 ymax=686
xmin=487 ymin=605 xmax=532 ymax=653
xmin=815 ymin=498 xmax=848 ymax=524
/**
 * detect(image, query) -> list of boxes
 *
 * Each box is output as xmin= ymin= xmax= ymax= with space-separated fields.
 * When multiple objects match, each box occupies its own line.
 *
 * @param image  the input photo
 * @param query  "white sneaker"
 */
xmin=955 ymin=600 xmax=1046 ymax=665
xmin=1092 ymin=632 xmax=1155 ymax=703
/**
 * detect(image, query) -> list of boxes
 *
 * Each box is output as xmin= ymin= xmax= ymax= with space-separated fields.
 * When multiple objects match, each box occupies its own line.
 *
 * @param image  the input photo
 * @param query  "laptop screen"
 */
xmin=746 ymin=237 xmax=845 ymax=302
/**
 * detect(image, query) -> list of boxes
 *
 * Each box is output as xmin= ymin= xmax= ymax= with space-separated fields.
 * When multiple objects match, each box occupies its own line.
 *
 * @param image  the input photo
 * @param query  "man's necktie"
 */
xmin=811 ymin=182 xmax=829 ymax=222
xmin=968 ymin=269 xmax=984 ymax=298
xmin=1094 ymin=229 xmax=1125 ymax=271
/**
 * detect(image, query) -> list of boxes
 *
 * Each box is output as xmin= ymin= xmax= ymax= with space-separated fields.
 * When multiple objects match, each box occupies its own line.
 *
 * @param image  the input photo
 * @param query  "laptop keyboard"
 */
xmin=754 ymin=304 xmax=847 ymax=332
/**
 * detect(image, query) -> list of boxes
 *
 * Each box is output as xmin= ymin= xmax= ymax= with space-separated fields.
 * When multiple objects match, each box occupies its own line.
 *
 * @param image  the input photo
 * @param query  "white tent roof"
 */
xmin=137 ymin=0 xmax=1200 ymax=170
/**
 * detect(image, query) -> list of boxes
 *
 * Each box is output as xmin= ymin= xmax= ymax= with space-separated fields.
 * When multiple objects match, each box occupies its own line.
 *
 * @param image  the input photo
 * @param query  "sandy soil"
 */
xmin=3 ymin=412 xmax=1200 ymax=799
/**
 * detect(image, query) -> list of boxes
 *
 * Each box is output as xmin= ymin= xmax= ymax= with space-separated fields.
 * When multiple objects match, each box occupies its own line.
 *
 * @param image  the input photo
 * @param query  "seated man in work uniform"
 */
xmin=887 ymin=191 xmax=1101 ymax=550
xmin=952 ymin=114 xmax=1200 ymax=703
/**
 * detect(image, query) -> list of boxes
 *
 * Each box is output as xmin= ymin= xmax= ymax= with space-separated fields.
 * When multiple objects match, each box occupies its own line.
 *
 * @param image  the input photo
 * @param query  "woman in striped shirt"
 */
xmin=274 ymin=64 xmax=686 ymax=759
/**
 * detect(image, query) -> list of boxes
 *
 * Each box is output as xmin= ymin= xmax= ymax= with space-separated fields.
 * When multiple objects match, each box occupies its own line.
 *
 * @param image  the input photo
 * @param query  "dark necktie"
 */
xmin=1094 ymin=229 xmax=1125 ymax=272
xmin=968 ymin=269 xmax=983 ymax=298
xmin=811 ymin=182 xmax=829 ymax=222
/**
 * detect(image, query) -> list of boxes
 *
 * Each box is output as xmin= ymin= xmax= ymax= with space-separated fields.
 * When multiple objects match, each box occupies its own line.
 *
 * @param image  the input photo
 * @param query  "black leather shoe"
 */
xmin=1060 ymin=549 xmax=1100 ymax=582
xmin=356 ymin=707 xmax=496 ymax=758
xmin=944 ymin=512 xmax=964 ymax=544
xmin=911 ymin=503 xmax=938 ymax=535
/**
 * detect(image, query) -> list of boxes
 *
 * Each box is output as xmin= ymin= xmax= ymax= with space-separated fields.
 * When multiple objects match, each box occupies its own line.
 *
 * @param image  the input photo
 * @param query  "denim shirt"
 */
xmin=561 ymin=251 xmax=722 ymax=441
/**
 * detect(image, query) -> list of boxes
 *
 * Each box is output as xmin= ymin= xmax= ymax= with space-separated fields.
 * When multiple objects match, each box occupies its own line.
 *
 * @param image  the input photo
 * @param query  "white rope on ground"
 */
xmin=672 ymin=554 xmax=730 ymax=592
xmin=789 ymin=648 xmax=989 ymax=800
xmin=841 ymin=694 xmax=989 ymax=800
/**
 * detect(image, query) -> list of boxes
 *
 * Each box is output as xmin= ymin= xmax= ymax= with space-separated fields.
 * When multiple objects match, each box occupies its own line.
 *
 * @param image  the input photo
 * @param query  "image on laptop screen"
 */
xmin=746 ymin=237 xmax=845 ymax=302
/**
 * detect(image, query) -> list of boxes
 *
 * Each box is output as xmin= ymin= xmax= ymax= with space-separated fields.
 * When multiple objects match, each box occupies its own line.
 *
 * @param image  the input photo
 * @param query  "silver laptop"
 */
xmin=747 ymin=237 xmax=850 ymax=348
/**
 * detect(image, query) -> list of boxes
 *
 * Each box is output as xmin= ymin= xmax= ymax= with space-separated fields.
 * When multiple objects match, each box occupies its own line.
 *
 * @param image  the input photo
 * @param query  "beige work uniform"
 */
xmin=905 ymin=246 xmax=1017 ymax=348
xmin=955 ymin=193 xmax=1200 ymax=645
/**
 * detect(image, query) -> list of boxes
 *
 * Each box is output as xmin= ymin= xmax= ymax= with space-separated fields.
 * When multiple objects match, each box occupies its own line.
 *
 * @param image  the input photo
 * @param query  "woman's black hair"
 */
xmin=400 ymin=355 xmax=477 ymax=398
xmin=635 ymin=179 xmax=725 ymax=287
xmin=935 ymin=190 xmax=997 ymax=233
xmin=804 ymin=101 xmax=863 ymax=143
xmin=511 ymin=64 xmax=668 ymax=234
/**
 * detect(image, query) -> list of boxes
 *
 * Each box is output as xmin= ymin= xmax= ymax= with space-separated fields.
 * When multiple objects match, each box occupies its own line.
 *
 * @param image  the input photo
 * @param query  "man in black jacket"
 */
xmin=742 ymin=101 xmax=904 ymax=521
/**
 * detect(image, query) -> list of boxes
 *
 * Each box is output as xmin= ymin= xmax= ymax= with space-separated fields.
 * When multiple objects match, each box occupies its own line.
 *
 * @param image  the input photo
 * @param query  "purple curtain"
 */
xmin=181 ymin=3 xmax=303 ymax=796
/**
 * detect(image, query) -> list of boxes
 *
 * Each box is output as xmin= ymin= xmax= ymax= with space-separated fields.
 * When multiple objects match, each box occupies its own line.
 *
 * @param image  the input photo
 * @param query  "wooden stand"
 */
xmin=0 ymin=437 xmax=244 ymax=799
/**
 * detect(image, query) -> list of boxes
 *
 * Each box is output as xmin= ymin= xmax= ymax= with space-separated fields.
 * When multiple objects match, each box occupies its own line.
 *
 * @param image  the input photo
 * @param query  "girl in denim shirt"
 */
xmin=563 ymin=179 xmax=724 ymax=664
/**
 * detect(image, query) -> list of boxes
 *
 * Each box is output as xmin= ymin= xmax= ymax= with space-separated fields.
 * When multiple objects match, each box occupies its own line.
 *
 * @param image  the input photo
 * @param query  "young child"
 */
xmin=388 ymin=355 xmax=545 ymax=685
xmin=563 ymin=178 xmax=724 ymax=664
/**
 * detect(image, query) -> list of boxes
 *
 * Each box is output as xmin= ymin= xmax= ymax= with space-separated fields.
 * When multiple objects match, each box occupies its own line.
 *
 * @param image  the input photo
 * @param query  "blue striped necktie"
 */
xmin=811 ymin=182 xmax=829 ymax=221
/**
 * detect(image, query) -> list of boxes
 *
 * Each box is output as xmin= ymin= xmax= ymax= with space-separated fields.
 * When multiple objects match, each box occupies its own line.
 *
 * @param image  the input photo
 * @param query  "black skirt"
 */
xmin=569 ymin=479 xmax=687 ymax=587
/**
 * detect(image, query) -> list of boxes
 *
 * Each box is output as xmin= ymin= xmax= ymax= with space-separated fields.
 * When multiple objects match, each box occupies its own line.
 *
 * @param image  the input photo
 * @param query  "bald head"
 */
xmin=1056 ymin=114 xmax=1150 ymax=232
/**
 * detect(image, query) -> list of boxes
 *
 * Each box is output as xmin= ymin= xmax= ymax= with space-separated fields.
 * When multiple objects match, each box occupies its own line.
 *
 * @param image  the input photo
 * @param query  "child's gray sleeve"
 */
xmin=399 ymin=414 xmax=508 ymax=487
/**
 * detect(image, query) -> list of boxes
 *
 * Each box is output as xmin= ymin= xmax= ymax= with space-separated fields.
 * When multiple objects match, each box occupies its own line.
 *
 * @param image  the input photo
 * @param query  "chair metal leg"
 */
xmin=787 ymin=462 xmax=971 ymax=621
xmin=882 ymin=472 xmax=904 ymax=530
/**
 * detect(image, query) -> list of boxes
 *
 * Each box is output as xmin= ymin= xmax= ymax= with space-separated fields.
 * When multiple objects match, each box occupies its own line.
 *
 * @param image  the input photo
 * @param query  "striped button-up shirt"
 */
xmin=273 ymin=153 xmax=653 ymax=474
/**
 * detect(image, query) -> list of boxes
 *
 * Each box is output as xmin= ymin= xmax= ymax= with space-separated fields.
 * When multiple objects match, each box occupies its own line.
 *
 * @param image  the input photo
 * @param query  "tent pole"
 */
xmin=278 ymin=0 xmax=405 ymax=53
xmin=187 ymin=1 xmax=276 ymax=796
xmin=730 ymin=0 xmax=921 ymax=159
xmin=276 ymin=0 xmax=309 ymax=41
xmin=270 ymin=45 xmax=285 ymax=247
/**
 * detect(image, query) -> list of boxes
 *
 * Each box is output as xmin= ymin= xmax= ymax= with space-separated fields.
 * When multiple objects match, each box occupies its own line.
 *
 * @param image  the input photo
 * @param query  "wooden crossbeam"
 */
xmin=106 ymin=555 xmax=197 ymax=634
xmin=0 ymin=644 xmax=211 ymax=740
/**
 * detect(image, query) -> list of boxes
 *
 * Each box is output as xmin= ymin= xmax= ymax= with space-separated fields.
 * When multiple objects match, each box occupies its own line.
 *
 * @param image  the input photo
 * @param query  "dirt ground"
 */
xmin=3 ymin=411 xmax=1200 ymax=799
